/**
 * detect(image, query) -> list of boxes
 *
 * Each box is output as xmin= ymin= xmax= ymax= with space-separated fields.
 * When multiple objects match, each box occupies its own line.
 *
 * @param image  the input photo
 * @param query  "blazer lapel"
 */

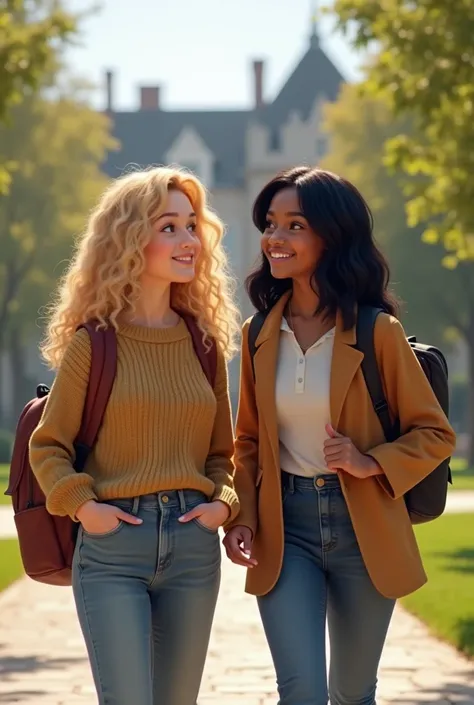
xmin=253 ymin=293 xmax=291 ymax=473
xmin=253 ymin=295 xmax=364 ymax=463
xmin=330 ymin=309 xmax=364 ymax=430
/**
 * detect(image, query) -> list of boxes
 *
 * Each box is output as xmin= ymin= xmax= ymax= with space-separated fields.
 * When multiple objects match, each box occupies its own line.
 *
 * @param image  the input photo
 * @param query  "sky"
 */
xmin=65 ymin=0 xmax=366 ymax=111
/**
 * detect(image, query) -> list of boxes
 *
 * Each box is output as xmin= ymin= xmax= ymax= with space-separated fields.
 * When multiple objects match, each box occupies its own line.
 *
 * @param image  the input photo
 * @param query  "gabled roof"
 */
xmin=102 ymin=33 xmax=344 ymax=188
xmin=262 ymin=33 xmax=344 ymax=130
xmin=103 ymin=109 xmax=250 ymax=188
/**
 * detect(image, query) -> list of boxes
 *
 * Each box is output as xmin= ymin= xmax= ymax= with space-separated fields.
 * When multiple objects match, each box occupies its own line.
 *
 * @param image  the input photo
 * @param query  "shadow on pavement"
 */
xmin=0 ymin=691 xmax=46 ymax=702
xmin=0 ymin=643 xmax=87 ymax=702
xmin=0 ymin=644 xmax=85 ymax=678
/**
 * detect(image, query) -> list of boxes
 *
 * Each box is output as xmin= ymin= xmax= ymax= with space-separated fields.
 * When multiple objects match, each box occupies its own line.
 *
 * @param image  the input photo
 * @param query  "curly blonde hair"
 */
xmin=42 ymin=166 xmax=240 ymax=368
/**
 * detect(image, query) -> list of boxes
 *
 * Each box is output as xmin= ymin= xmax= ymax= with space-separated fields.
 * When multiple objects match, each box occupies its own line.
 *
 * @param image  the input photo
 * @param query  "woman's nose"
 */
xmin=268 ymin=230 xmax=285 ymax=245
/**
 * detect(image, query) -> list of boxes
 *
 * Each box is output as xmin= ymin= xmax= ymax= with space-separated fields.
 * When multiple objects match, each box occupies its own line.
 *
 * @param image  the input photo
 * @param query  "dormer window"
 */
xmin=165 ymin=127 xmax=214 ymax=188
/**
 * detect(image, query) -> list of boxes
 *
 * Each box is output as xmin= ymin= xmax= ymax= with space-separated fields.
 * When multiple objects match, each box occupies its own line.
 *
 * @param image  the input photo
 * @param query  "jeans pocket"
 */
xmin=82 ymin=520 xmax=125 ymax=539
xmin=192 ymin=518 xmax=219 ymax=535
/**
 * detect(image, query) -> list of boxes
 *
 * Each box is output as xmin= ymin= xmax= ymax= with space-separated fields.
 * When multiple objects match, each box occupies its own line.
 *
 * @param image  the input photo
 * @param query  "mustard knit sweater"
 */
xmin=29 ymin=319 xmax=239 ymax=522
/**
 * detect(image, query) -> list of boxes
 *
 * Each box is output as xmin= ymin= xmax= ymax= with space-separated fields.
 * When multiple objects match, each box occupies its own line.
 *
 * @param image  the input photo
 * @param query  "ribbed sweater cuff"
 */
xmin=46 ymin=476 xmax=98 ymax=521
xmin=212 ymin=485 xmax=240 ymax=525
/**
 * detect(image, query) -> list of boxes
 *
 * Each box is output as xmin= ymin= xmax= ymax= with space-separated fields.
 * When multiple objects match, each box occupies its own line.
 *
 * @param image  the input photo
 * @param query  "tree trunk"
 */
xmin=9 ymin=328 xmax=31 ymax=426
xmin=0 ymin=340 xmax=6 ymax=429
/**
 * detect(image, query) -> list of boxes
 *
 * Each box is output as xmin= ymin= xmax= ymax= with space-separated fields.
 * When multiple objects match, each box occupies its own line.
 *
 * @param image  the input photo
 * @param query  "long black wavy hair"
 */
xmin=246 ymin=166 xmax=399 ymax=329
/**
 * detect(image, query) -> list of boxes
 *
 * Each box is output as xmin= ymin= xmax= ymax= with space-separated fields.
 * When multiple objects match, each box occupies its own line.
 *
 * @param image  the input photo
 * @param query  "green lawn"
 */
xmin=451 ymin=457 xmax=474 ymax=490
xmin=402 ymin=513 xmax=474 ymax=658
xmin=0 ymin=464 xmax=11 ymax=505
xmin=0 ymin=539 xmax=24 ymax=592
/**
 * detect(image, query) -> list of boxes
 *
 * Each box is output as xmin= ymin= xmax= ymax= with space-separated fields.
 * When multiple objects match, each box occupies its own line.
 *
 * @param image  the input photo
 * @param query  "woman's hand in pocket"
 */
xmin=76 ymin=500 xmax=142 ymax=535
xmin=178 ymin=500 xmax=230 ymax=532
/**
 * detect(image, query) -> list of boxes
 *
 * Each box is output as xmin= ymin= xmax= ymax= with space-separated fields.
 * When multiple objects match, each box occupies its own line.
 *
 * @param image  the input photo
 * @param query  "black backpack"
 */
xmin=248 ymin=305 xmax=452 ymax=524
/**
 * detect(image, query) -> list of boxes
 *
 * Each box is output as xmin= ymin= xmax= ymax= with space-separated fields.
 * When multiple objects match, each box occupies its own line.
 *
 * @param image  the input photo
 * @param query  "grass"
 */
xmin=0 ymin=464 xmax=11 ymax=506
xmin=0 ymin=539 xmax=23 ymax=592
xmin=402 ymin=513 xmax=474 ymax=658
xmin=451 ymin=457 xmax=474 ymax=490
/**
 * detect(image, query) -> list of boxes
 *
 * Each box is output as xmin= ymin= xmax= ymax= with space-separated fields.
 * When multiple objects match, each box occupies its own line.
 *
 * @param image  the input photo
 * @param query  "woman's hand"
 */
xmin=324 ymin=424 xmax=383 ymax=479
xmin=178 ymin=499 xmax=230 ymax=531
xmin=223 ymin=526 xmax=257 ymax=568
xmin=76 ymin=500 xmax=142 ymax=535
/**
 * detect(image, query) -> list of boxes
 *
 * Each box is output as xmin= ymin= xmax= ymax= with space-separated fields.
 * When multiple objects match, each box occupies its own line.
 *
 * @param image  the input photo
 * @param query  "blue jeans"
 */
xmin=72 ymin=490 xmax=221 ymax=705
xmin=258 ymin=473 xmax=395 ymax=705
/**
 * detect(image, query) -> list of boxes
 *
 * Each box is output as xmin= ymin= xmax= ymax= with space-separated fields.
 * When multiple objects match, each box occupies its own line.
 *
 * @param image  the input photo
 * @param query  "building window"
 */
xmin=315 ymin=135 xmax=328 ymax=158
xmin=269 ymin=128 xmax=280 ymax=152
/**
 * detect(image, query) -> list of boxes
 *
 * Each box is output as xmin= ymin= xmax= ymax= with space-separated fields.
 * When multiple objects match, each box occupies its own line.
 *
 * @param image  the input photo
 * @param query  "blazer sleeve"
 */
xmin=225 ymin=319 xmax=259 ymax=535
xmin=366 ymin=314 xmax=456 ymax=500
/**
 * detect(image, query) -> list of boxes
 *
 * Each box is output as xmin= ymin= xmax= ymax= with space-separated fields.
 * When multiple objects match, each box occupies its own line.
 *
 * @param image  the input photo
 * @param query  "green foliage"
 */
xmin=0 ymin=1 xmax=76 ymax=191
xmin=330 ymin=0 xmax=474 ymax=266
xmin=0 ymin=88 xmax=118 ymax=349
xmin=320 ymin=83 xmax=465 ymax=345
xmin=0 ymin=431 xmax=13 ymax=463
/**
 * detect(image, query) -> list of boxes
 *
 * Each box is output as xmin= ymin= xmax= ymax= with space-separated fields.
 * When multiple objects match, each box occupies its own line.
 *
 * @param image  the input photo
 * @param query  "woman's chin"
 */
xmin=269 ymin=264 xmax=296 ymax=280
xmin=170 ymin=264 xmax=197 ymax=283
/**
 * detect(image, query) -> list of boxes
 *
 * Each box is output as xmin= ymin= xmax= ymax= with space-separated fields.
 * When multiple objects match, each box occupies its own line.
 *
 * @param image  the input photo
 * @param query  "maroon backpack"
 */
xmin=5 ymin=315 xmax=217 ymax=586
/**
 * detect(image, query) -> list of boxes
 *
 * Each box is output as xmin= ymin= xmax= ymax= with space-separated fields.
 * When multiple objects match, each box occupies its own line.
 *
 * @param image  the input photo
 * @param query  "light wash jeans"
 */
xmin=257 ymin=472 xmax=395 ymax=705
xmin=72 ymin=490 xmax=221 ymax=705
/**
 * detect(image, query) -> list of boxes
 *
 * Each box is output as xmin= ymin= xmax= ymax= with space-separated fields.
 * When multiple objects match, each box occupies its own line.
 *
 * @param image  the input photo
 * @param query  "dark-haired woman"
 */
xmin=223 ymin=167 xmax=455 ymax=705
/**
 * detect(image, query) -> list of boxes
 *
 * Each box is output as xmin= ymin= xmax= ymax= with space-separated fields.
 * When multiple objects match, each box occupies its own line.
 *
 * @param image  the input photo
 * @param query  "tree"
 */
xmin=329 ymin=0 xmax=474 ymax=265
xmin=0 ymin=0 xmax=76 ymax=191
xmin=320 ymin=82 xmax=474 ymax=463
xmin=0 ymin=87 xmax=118 ymax=424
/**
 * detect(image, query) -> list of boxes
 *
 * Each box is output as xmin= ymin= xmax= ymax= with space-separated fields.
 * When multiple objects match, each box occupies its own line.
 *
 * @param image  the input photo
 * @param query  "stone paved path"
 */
xmin=0 ymin=550 xmax=473 ymax=705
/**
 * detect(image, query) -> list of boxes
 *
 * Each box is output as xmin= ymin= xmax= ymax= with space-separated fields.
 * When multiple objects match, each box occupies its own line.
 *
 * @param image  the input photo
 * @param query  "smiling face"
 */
xmin=261 ymin=187 xmax=325 ymax=282
xmin=142 ymin=189 xmax=201 ymax=284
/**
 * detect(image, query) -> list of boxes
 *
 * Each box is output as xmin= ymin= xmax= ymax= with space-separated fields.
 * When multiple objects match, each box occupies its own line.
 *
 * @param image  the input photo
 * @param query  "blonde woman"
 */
xmin=29 ymin=166 xmax=240 ymax=705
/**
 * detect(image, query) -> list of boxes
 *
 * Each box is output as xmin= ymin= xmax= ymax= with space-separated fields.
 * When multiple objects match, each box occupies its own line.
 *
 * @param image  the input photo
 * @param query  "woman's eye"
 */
xmin=162 ymin=224 xmax=174 ymax=233
xmin=188 ymin=223 xmax=197 ymax=232
xmin=264 ymin=221 xmax=275 ymax=231
xmin=290 ymin=222 xmax=303 ymax=230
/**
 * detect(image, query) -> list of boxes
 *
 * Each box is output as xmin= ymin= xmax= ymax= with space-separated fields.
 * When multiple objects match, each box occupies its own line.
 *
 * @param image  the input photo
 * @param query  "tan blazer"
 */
xmin=229 ymin=292 xmax=456 ymax=599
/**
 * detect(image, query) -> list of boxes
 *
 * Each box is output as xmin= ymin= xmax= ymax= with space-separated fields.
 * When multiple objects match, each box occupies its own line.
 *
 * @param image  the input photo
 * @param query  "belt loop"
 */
xmin=178 ymin=490 xmax=186 ymax=514
xmin=289 ymin=474 xmax=295 ymax=494
xmin=131 ymin=496 xmax=140 ymax=516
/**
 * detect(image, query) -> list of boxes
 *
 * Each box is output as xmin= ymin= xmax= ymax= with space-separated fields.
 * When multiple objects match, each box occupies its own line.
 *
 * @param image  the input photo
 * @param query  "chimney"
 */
xmin=139 ymin=85 xmax=160 ymax=111
xmin=252 ymin=60 xmax=265 ymax=109
xmin=105 ymin=70 xmax=114 ymax=113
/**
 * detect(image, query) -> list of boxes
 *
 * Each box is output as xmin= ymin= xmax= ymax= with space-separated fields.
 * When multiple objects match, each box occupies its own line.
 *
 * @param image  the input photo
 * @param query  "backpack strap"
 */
xmin=180 ymin=313 xmax=217 ymax=388
xmin=74 ymin=323 xmax=117 ymax=471
xmin=356 ymin=306 xmax=398 ymax=442
xmin=248 ymin=311 xmax=268 ymax=381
